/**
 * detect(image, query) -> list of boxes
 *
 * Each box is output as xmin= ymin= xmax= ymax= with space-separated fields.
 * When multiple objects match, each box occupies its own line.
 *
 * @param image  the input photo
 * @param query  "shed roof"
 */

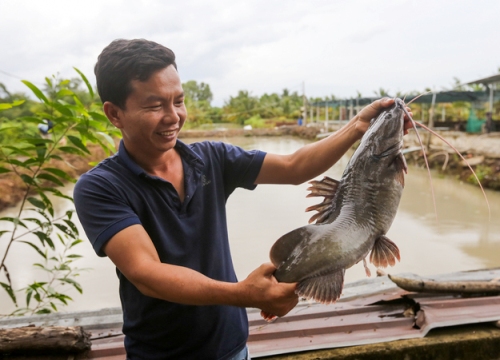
xmin=464 ymin=73 xmax=500 ymax=85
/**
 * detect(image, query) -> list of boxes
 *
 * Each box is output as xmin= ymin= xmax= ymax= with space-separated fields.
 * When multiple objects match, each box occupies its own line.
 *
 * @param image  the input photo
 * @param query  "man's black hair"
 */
xmin=94 ymin=39 xmax=177 ymax=109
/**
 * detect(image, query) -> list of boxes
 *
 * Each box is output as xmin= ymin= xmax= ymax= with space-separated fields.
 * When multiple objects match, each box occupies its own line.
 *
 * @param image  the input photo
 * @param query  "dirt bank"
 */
xmin=0 ymin=145 xmax=107 ymax=212
xmin=404 ymin=131 xmax=500 ymax=190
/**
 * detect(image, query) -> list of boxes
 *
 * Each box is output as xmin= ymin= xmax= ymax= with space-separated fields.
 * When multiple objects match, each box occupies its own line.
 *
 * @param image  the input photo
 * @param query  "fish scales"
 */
xmin=270 ymin=99 xmax=407 ymax=304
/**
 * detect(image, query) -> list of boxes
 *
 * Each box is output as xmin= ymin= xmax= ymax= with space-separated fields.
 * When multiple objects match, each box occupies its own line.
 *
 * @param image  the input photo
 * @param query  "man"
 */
xmin=74 ymin=39 xmax=412 ymax=360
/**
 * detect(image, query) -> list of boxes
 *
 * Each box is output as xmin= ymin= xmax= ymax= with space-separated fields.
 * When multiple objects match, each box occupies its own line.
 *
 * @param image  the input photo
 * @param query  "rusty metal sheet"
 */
xmin=246 ymin=268 xmax=500 ymax=357
xmin=3 ymin=269 xmax=500 ymax=359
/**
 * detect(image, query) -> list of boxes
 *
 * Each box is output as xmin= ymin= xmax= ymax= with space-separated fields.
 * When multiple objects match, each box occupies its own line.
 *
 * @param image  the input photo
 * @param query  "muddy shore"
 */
xmin=1 ymin=126 xmax=498 ymax=212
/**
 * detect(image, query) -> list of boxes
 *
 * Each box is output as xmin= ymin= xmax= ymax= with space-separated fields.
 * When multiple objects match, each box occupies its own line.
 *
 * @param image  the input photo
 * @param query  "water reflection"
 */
xmin=0 ymin=136 xmax=498 ymax=313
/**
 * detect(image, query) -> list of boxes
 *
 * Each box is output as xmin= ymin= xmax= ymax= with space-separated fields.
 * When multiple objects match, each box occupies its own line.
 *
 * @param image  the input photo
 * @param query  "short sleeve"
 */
xmin=73 ymin=171 xmax=141 ymax=257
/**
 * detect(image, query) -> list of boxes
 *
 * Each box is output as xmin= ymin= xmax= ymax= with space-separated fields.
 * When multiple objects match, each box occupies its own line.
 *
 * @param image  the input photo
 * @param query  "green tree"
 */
xmin=223 ymin=90 xmax=259 ymax=125
xmin=0 ymin=69 xmax=119 ymax=316
xmin=182 ymin=80 xmax=213 ymax=103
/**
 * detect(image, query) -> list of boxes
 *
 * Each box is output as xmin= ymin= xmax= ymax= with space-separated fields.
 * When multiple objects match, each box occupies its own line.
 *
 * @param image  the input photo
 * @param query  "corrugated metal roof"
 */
xmin=2 ymin=268 xmax=500 ymax=359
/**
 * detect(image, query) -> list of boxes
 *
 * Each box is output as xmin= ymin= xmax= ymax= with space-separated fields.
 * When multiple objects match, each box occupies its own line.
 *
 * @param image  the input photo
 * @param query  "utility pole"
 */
xmin=302 ymin=81 xmax=307 ymax=125
xmin=426 ymin=91 xmax=437 ymax=151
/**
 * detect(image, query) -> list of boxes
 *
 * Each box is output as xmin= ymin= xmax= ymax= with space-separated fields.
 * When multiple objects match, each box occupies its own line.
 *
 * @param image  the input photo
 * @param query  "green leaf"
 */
xmin=40 ymin=187 xmax=73 ymax=201
xmin=0 ymin=217 xmax=28 ymax=229
xmin=33 ymin=231 xmax=55 ymax=249
xmin=0 ymin=125 xmax=19 ymax=132
xmin=67 ymin=254 xmax=82 ymax=259
xmin=37 ymin=173 xmax=65 ymax=187
xmin=58 ymin=146 xmax=85 ymax=155
xmin=0 ymin=103 xmax=12 ymax=110
xmin=36 ymin=308 xmax=52 ymax=314
xmin=67 ymin=135 xmax=91 ymax=154
xmin=57 ymin=89 xmax=74 ymax=97
xmin=22 ymin=217 xmax=44 ymax=228
xmin=54 ymin=223 xmax=72 ymax=236
xmin=43 ymin=167 xmax=76 ymax=183
xmin=74 ymin=67 xmax=95 ymax=99
xmin=48 ymin=154 xmax=63 ymax=161
xmin=22 ymin=80 xmax=49 ymax=103
xmin=21 ymin=138 xmax=53 ymax=145
xmin=20 ymin=241 xmax=47 ymax=259
xmin=3 ymin=146 xmax=34 ymax=157
xmin=0 ymin=282 xmax=17 ymax=305
xmin=20 ymin=174 xmax=36 ymax=186
xmin=26 ymin=289 xmax=32 ymax=307
xmin=88 ymin=111 xmax=108 ymax=122
xmin=38 ymin=192 xmax=54 ymax=217
xmin=63 ymin=220 xmax=79 ymax=236
xmin=27 ymin=197 xmax=46 ymax=210
xmin=51 ymin=102 xmax=73 ymax=117
xmin=0 ymin=166 xmax=11 ymax=174
xmin=59 ymin=278 xmax=82 ymax=294
xmin=96 ymin=131 xmax=116 ymax=150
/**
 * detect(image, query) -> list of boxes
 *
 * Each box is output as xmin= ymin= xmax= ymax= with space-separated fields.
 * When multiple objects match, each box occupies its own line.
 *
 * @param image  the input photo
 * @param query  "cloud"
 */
xmin=1 ymin=0 xmax=499 ymax=106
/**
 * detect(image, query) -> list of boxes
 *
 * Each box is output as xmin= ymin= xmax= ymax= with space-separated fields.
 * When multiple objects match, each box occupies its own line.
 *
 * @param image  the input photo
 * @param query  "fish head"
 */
xmin=364 ymin=98 xmax=405 ymax=158
xmin=350 ymin=98 xmax=407 ymax=184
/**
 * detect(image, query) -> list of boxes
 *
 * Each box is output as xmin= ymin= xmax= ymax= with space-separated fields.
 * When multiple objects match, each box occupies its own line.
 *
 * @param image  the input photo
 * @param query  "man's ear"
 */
xmin=103 ymin=102 xmax=124 ymax=128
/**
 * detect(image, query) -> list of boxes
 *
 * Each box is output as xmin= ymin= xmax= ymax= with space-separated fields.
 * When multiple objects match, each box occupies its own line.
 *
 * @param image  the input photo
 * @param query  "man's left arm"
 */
xmin=255 ymin=98 xmax=412 ymax=185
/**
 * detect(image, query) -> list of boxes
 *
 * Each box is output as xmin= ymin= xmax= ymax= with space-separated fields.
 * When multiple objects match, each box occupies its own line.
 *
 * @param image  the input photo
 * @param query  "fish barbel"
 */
xmin=270 ymin=98 xmax=408 ymax=304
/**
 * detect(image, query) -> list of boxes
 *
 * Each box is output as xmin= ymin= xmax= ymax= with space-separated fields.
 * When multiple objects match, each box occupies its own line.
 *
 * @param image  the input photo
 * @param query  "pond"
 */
xmin=0 ymin=136 xmax=498 ymax=314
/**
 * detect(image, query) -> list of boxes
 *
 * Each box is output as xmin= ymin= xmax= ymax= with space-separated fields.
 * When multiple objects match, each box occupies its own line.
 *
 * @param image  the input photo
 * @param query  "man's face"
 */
xmin=113 ymin=65 xmax=187 ymax=157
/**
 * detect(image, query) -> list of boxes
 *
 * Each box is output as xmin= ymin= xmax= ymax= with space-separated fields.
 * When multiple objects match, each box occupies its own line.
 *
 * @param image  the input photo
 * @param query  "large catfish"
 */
xmin=270 ymin=98 xmax=408 ymax=304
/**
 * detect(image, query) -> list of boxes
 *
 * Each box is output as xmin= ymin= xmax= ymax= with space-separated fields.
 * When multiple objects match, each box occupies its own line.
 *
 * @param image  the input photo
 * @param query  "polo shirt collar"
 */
xmin=117 ymin=139 xmax=205 ymax=178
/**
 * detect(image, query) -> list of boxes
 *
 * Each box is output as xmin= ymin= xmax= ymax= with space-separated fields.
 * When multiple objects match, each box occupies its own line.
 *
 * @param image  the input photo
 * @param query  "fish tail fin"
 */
xmin=370 ymin=235 xmax=400 ymax=268
xmin=270 ymin=226 xmax=312 ymax=268
xmin=296 ymin=269 xmax=345 ymax=304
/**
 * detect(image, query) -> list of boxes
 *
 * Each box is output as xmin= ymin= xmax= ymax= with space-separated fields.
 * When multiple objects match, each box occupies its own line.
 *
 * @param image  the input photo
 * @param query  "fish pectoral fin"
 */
xmin=369 ymin=235 xmax=401 ymax=268
xmin=296 ymin=269 xmax=345 ymax=304
xmin=306 ymin=176 xmax=340 ymax=224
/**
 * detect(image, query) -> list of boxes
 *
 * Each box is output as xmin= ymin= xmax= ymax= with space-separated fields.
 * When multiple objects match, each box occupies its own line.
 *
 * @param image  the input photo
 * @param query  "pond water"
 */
xmin=0 ymin=136 xmax=499 ymax=314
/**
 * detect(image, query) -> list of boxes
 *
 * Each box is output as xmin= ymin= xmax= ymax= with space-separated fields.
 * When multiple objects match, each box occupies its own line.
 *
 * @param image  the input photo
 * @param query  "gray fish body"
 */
xmin=271 ymin=99 xmax=407 ymax=303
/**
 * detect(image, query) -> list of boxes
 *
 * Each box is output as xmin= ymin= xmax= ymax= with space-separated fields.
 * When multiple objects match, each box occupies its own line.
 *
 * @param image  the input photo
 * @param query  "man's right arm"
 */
xmin=103 ymin=224 xmax=298 ymax=317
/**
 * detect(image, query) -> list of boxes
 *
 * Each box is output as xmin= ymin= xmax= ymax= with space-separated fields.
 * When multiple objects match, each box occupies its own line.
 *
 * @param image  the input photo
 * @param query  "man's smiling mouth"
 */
xmin=158 ymin=130 xmax=176 ymax=136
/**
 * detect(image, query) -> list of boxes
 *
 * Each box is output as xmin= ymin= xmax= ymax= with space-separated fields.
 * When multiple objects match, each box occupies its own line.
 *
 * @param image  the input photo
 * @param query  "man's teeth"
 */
xmin=159 ymin=130 xmax=175 ymax=136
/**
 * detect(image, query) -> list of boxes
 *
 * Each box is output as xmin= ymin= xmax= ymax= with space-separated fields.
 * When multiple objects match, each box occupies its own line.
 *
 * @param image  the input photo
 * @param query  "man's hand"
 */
xmin=239 ymin=263 xmax=298 ymax=322
xmin=355 ymin=97 xmax=414 ymax=136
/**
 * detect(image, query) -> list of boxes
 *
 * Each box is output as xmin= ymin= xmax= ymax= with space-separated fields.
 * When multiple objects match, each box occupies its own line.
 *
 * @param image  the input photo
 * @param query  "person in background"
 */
xmin=37 ymin=119 xmax=53 ymax=137
xmin=73 ymin=39 xmax=413 ymax=360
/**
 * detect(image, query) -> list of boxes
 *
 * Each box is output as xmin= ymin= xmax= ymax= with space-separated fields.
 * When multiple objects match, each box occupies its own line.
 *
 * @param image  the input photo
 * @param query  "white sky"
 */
xmin=1 ymin=0 xmax=499 ymax=107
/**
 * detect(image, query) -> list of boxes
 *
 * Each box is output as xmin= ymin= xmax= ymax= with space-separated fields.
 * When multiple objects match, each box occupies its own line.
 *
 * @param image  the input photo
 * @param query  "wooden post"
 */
xmin=426 ymin=92 xmax=437 ymax=151
xmin=490 ymin=84 xmax=494 ymax=112
xmin=0 ymin=326 xmax=91 ymax=355
xmin=316 ymin=105 xmax=319 ymax=123
xmin=325 ymin=102 xmax=329 ymax=131
xmin=302 ymin=81 xmax=307 ymax=125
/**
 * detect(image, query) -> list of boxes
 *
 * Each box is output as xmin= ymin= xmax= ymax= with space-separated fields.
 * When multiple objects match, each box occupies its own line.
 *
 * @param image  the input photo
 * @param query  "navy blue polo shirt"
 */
xmin=74 ymin=139 xmax=266 ymax=360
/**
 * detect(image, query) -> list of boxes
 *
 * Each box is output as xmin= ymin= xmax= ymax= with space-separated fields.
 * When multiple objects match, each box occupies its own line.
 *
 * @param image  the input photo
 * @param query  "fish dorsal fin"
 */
xmin=305 ymin=176 xmax=340 ymax=224
xmin=369 ymin=235 xmax=401 ymax=268
xmin=296 ymin=269 xmax=345 ymax=304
